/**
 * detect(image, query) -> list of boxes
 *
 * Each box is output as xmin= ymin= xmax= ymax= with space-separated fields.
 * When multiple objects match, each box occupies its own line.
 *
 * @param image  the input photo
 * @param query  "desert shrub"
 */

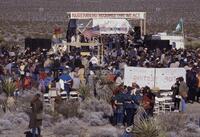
xmin=96 ymin=84 xmax=115 ymax=104
xmin=132 ymin=106 xmax=165 ymax=137
xmin=53 ymin=118 xmax=87 ymax=137
xmin=2 ymin=112 xmax=29 ymax=129
xmin=57 ymin=100 xmax=80 ymax=118
xmin=185 ymin=40 xmax=200 ymax=49
xmin=42 ymin=113 xmax=55 ymax=128
xmin=0 ymin=119 xmax=13 ymax=130
xmin=2 ymin=78 xmax=16 ymax=97
xmin=157 ymin=113 xmax=188 ymax=132
xmin=89 ymin=126 xmax=118 ymax=137
xmin=78 ymin=85 xmax=91 ymax=99
xmin=81 ymin=111 xmax=109 ymax=126
xmin=133 ymin=116 xmax=165 ymax=137
xmin=80 ymin=98 xmax=113 ymax=117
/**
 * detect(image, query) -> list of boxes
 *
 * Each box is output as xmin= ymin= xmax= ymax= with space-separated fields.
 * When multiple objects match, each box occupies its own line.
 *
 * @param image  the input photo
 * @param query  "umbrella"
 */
xmin=44 ymin=77 xmax=53 ymax=86
xmin=59 ymin=74 xmax=72 ymax=82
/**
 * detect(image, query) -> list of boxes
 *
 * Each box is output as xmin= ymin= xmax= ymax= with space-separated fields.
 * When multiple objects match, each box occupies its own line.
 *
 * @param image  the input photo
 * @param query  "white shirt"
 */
xmin=90 ymin=56 xmax=98 ymax=65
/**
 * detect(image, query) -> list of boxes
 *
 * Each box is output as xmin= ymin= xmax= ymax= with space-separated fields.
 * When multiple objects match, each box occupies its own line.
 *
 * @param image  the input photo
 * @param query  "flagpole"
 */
xmin=182 ymin=18 xmax=184 ymax=38
xmin=182 ymin=18 xmax=185 ymax=48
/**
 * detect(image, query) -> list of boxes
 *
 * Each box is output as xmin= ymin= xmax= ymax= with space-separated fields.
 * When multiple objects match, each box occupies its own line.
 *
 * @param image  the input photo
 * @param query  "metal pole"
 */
xmin=144 ymin=13 xmax=147 ymax=35
xmin=140 ymin=19 xmax=143 ymax=36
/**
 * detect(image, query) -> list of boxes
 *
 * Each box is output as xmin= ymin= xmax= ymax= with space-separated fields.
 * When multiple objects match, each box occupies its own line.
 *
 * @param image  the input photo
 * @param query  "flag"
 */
xmin=175 ymin=18 xmax=183 ymax=32
xmin=82 ymin=25 xmax=100 ymax=39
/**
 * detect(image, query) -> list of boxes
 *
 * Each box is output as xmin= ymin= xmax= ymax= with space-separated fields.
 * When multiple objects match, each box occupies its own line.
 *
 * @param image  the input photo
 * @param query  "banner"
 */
xmin=124 ymin=67 xmax=155 ymax=88
xmin=124 ymin=67 xmax=186 ymax=90
xmin=93 ymin=19 xmax=130 ymax=34
xmin=155 ymin=68 xmax=186 ymax=90
xmin=69 ymin=12 xmax=146 ymax=20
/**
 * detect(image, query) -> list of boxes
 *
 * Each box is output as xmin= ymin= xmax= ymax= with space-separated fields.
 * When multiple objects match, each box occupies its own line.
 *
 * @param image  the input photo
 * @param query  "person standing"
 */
xmin=123 ymin=87 xmax=137 ymax=126
xmin=196 ymin=72 xmax=200 ymax=102
xmin=179 ymin=77 xmax=189 ymax=112
xmin=29 ymin=94 xmax=43 ymax=137
xmin=114 ymin=87 xmax=125 ymax=127
xmin=78 ymin=65 xmax=86 ymax=85
xmin=172 ymin=78 xmax=180 ymax=111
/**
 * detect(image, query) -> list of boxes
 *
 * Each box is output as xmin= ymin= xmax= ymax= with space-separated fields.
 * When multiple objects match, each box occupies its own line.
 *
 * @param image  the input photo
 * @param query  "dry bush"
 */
xmin=157 ymin=113 xmax=188 ymax=133
xmin=42 ymin=113 xmax=53 ymax=128
xmin=57 ymin=100 xmax=80 ymax=118
xmin=157 ymin=113 xmax=200 ymax=137
xmin=185 ymin=40 xmax=200 ymax=49
xmin=81 ymin=111 xmax=109 ymax=126
xmin=0 ymin=119 xmax=13 ymax=131
xmin=80 ymin=98 xmax=113 ymax=117
xmin=89 ymin=126 xmax=119 ymax=137
xmin=78 ymin=85 xmax=91 ymax=99
xmin=96 ymin=84 xmax=116 ymax=104
xmin=53 ymin=118 xmax=87 ymax=137
xmin=16 ymin=91 xmax=35 ymax=115
xmin=2 ymin=112 xmax=29 ymax=129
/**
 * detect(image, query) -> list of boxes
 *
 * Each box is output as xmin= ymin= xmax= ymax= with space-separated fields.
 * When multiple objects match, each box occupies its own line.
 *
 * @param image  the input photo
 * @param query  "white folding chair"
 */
xmin=44 ymin=93 xmax=50 ymax=103
xmin=60 ymin=91 xmax=68 ymax=100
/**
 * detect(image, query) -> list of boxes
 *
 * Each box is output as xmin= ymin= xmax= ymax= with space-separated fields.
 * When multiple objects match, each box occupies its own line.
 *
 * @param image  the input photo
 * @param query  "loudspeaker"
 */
xmin=134 ymin=26 xmax=141 ymax=40
xmin=25 ymin=38 xmax=52 ymax=51
xmin=145 ymin=40 xmax=171 ymax=50
xmin=68 ymin=19 xmax=77 ymax=29
xmin=144 ymin=35 xmax=152 ymax=44
xmin=66 ymin=19 xmax=77 ymax=42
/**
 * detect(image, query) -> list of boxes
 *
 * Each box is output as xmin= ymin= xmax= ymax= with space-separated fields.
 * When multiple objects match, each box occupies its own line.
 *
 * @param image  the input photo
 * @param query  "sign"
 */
xmin=155 ymin=68 xmax=186 ymax=90
xmin=68 ymin=12 xmax=146 ymax=20
xmin=93 ymin=19 xmax=130 ymax=34
xmin=124 ymin=67 xmax=155 ymax=88
xmin=160 ymin=35 xmax=184 ymax=49
xmin=124 ymin=66 xmax=186 ymax=90
xmin=153 ymin=33 xmax=185 ymax=49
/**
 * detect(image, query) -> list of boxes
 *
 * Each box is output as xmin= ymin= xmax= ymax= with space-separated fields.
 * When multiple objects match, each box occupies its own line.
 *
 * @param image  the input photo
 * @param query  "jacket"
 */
xmin=29 ymin=99 xmax=43 ymax=128
xmin=179 ymin=81 xmax=189 ymax=98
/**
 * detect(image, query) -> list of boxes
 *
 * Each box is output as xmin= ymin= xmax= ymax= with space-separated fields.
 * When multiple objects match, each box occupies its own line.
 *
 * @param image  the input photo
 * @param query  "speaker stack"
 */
xmin=66 ymin=19 xmax=77 ymax=42
xmin=134 ymin=26 xmax=141 ymax=40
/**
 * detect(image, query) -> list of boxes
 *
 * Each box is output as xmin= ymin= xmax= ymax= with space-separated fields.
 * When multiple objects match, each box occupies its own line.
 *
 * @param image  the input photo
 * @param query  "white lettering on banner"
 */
xmin=155 ymin=68 xmax=186 ymax=90
xmin=69 ymin=12 xmax=145 ymax=19
xmin=124 ymin=67 xmax=186 ymax=90
xmin=124 ymin=67 xmax=155 ymax=88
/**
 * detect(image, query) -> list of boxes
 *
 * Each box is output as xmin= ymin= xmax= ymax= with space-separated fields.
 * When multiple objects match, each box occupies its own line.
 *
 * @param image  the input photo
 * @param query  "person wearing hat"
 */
xmin=29 ymin=94 xmax=43 ymax=137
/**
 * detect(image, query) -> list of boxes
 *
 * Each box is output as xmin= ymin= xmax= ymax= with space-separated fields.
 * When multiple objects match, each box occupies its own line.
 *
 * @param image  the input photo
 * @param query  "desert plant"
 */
xmin=96 ymin=84 xmax=114 ymax=104
xmin=157 ymin=113 xmax=188 ymax=133
xmin=53 ymin=118 xmax=87 ymax=137
xmin=133 ymin=107 xmax=165 ymax=137
xmin=2 ymin=78 xmax=16 ymax=97
xmin=78 ymin=85 xmax=91 ymax=99
xmin=133 ymin=116 xmax=165 ymax=137
xmin=1 ymin=78 xmax=16 ymax=112
xmin=56 ymin=100 xmax=80 ymax=118
xmin=80 ymin=98 xmax=113 ymax=117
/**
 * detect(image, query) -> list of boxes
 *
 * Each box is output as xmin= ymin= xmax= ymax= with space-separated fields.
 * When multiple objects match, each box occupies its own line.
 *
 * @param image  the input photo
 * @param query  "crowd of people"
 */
xmin=0 ymin=33 xmax=200 ymax=136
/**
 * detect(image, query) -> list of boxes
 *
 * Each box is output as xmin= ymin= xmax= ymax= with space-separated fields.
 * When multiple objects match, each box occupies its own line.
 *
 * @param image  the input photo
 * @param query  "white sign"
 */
xmin=93 ymin=19 xmax=131 ymax=34
xmin=155 ymin=68 xmax=186 ymax=90
xmin=68 ymin=12 xmax=146 ymax=19
xmin=124 ymin=67 xmax=186 ymax=90
xmin=124 ymin=67 xmax=155 ymax=88
xmin=160 ymin=35 xmax=184 ymax=49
